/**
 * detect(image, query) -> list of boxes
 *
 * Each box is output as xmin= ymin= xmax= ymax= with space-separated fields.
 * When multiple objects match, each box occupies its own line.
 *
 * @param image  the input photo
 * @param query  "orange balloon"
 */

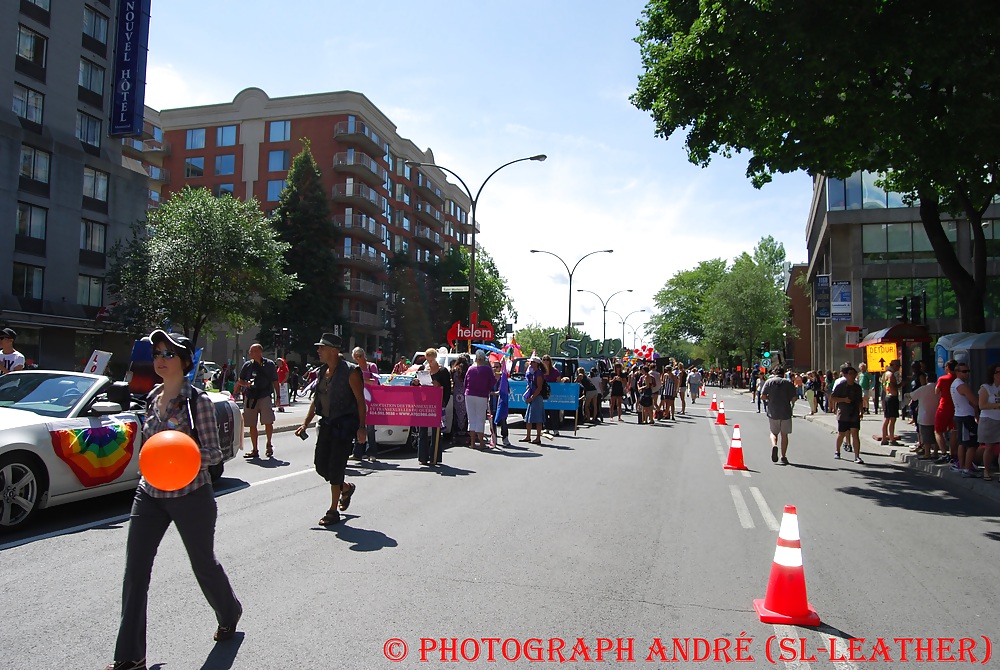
xmin=139 ymin=430 xmax=201 ymax=491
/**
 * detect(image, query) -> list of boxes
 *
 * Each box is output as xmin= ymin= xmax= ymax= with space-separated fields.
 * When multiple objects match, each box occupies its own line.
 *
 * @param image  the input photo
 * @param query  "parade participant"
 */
xmin=0 ymin=328 xmax=25 ymax=373
xmin=489 ymin=360 xmax=511 ymax=447
xmin=577 ymin=368 xmax=599 ymax=423
xmin=934 ymin=359 xmax=959 ymax=465
xmin=392 ymin=356 xmax=408 ymax=375
xmin=351 ymin=347 xmax=380 ymax=462
xmin=976 ymin=364 xmax=1000 ymax=481
xmin=761 ymin=366 xmax=796 ymax=465
xmin=541 ymin=355 xmax=563 ymax=436
xmin=609 ymin=362 xmax=627 ymax=421
xmin=589 ymin=367 xmax=604 ymax=422
xmin=522 ymin=356 xmax=545 ymax=445
xmin=637 ymin=367 xmax=655 ymax=425
xmin=232 ymin=343 xmax=281 ymax=459
xmin=412 ymin=348 xmax=452 ymax=465
xmin=830 ymin=365 xmax=864 ymax=463
xmin=295 ymin=333 xmax=366 ymax=525
xmin=661 ymin=366 xmax=678 ymax=420
xmin=451 ymin=355 xmax=471 ymax=445
xmin=104 ymin=330 xmax=242 ymax=670
xmin=464 ymin=350 xmax=495 ymax=450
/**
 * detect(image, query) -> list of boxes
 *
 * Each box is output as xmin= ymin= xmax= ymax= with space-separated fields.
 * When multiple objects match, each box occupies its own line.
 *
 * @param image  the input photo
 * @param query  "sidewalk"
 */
xmin=802 ymin=405 xmax=1000 ymax=506
xmin=237 ymin=397 xmax=309 ymax=437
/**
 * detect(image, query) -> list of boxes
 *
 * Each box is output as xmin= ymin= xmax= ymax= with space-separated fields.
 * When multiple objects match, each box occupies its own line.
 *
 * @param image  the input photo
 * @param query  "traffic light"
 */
xmin=762 ymin=341 xmax=771 ymax=359
xmin=894 ymin=297 xmax=909 ymax=323
xmin=910 ymin=295 xmax=922 ymax=324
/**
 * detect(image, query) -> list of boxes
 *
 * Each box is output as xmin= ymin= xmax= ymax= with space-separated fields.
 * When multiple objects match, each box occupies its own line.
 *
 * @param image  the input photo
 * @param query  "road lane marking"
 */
xmin=0 ymin=468 xmax=317 ymax=551
xmin=729 ymin=484 xmax=754 ymax=528
xmin=750 ymin=486 xmax=780 ymax=531
xmin=773 ymin=625 xmax=814 ymax=670
xmin=826 ymin=633 xmax=862 ymax=670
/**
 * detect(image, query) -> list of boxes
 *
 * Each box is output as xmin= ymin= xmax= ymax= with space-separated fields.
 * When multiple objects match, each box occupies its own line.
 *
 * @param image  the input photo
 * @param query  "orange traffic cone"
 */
xmin=714 ymin=400 xmax=727 ymax=425
xmin=709 ymin=394 xmax=718 ymax=412
xmin=753 ymin=505 xmax=821 ymax=626
xmin=724 ymin=424 xmax=748 ymax=470
xmin=700 ymin=385 xmax=706 ymax=398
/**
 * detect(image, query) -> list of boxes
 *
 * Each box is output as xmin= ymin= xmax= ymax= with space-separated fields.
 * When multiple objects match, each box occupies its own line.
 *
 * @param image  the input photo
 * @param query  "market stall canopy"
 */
xmin=859 ymin=323 xmax=932 ymax=346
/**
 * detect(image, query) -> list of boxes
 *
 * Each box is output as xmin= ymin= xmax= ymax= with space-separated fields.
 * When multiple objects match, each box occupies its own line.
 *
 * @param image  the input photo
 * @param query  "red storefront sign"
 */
xmin=447 ymin=312 xmax=496 ymax=348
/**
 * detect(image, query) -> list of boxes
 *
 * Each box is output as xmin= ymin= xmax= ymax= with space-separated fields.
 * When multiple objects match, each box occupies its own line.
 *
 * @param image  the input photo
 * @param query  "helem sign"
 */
xmin=446 ymin=312 xmax=495 ymax=348
xmin=109 ymin=0 xmax=151 ymax=137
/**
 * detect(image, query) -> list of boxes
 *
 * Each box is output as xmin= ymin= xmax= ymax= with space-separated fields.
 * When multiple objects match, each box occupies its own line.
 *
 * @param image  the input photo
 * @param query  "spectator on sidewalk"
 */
xmin=858 ymin=362 xmax=873 ymax=415
xmin=905 ymin=372 xmax=938 ymax=459
xmin=935 ymin=359 xmax=959 ymax=465
xmin=975 ymin=364 xmax=1000 ymax=481
xmin=761 ymin=367 xmax=796 ymax=465
xmin=233 ymin=343 xmax=281 ymax=459
xmin=880 ymin=360 xmax=902 ymax=445
xmin=275 ymin=357 xmax=289 ymax=413
xmin=830 ymin=365 xmax=864 ymax=463
xmin=951 ymin=362 xmax=979 ymax=477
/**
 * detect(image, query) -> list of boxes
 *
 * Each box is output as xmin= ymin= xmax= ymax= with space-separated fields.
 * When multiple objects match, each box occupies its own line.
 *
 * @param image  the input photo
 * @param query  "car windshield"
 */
xmin=0 ymin=373 xmax=97 ymax=418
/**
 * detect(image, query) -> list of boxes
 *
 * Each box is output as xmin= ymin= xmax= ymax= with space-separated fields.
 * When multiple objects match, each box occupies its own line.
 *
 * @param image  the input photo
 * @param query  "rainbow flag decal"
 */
xmin=48 ymin=418 xmax=139 ymax=487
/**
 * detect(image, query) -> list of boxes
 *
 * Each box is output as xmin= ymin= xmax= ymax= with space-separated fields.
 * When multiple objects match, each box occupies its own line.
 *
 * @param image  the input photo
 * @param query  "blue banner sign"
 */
xmin=507 ymin=381 xmax=581 ymax=412
xmin=109 ymin=0 xmax=151 ymax=137
xmin=815 ymin=274 xmax=831 ymax=320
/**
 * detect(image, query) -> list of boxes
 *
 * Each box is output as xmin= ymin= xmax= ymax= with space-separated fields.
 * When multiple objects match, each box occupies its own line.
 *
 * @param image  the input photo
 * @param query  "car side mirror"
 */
xmin=91 ymin=401 xmax=123 ymax=415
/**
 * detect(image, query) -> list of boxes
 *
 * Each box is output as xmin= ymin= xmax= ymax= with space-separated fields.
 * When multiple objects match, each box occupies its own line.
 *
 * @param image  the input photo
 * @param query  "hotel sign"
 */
xmin=108 ymin=0 xmax=151 ymax=137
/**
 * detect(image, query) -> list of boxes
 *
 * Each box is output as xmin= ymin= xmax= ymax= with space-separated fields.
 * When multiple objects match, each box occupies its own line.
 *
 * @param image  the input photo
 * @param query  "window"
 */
xmin=80 ymin=220 xmax=106 ymax=253
xmin=12 ymin=83 xmax=43 ymax=123
xmin=216 ymin=125 xmax=236 ymax=146
xmin=185 ymin=128 xmax=205 ymax=150
xmin=214 ymin=183 xmax=234 ymax=197
xmin=267 ymin=179 xmax=286 ymax=201
xmin=862 ymin=278 xmax=958 ymax=321
xmin=269 ymin=120 xmax=290 ymax=142
xmin=75 ymin=111 xmax=102 ymax=147
xmin=215 ymin=154 xmax=235 ymax=176
xmin=78 ymin=58 xmax=104 ymax=93
xmin=16 ymin=25 xmax=46 ymax=67
xmin=16 ymin=203 xmax=46 ymax=239
xmin=83 ymin=167 xmax=108 ymax=201
xmin=82 ymin=6 xmax=108 ymax=44
xmin=12 ymin=263 xmax=43 ymax=299
xmin=184 ymin=157 xmax=205 ymax=178
xmin=20 ymin=145 xmax=50 ymax=183
xmin=862 ymin=222 xmax=957 ymax=264
xmin=26 ymin=0 xmax=51 ymax=8
xmin=268 ymin=150 xmax=289 ymax=172
xmin=78 ymin=275 xmax=104 ymax=306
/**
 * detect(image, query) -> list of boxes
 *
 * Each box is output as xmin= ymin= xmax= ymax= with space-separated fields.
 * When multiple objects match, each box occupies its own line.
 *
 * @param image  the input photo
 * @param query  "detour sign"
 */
xmin=865 ymin=342 xmax=899 ymax=373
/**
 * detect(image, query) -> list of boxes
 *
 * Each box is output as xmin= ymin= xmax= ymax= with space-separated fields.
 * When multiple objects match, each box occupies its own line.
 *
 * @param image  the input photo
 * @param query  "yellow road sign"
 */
xmin=865 ymin=342 xmax=899 ymax=373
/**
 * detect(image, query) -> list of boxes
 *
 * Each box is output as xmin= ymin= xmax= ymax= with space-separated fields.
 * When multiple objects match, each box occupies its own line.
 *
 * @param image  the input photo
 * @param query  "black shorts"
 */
xmin=883 ymin=396 xmax=900 ymax=419
xmin=314 ymin=422 xmax=354 ymax=485
xmin=956 ymin=415 xmax=978 ymax=446
xmin=837 ymin=419 xmax=861 ymax=433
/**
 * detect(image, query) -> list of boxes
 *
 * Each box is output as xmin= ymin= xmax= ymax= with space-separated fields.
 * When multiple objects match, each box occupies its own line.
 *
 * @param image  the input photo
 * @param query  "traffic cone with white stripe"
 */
xmin=709 ymin=393 xmax=718 ymax=412
xmin=700 ymin=385 xmax=706 ymax=398
xmin=714 ymin=400 xmax=727 ymax=425
xmin=753 ymin=505 xmax=821 ymax=626
xmin=723 ymin=424 xmax=748 ymax=470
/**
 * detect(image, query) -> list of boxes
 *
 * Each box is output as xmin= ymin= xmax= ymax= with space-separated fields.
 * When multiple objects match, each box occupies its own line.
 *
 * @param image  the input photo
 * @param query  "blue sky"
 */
xmin=144 ymin=0 xmax=812 ymax=348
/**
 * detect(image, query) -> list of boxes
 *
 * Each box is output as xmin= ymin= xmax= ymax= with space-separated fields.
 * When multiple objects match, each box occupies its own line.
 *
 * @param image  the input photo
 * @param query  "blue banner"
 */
xmin=507 ymin=381 xmax=581 ymax=411
xmin=109 ymin=0 xmax=151 ymax=136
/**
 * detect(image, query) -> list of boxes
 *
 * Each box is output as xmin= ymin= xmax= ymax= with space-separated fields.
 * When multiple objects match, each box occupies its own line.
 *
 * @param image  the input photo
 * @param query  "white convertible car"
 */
xmin=0 ymin=371 xmax=243 ymax=533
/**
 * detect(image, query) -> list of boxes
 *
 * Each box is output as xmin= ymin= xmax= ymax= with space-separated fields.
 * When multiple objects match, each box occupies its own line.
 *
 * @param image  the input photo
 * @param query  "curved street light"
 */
xmin=616 ymin=309 xmax=647 ymax=349
xmin=575 ymin=289 xmax=632 ymax=345
xmin=529 ymin=249 xmax=614 ymax=339
xmin=406 ymin=154 xmax=546 ymax=337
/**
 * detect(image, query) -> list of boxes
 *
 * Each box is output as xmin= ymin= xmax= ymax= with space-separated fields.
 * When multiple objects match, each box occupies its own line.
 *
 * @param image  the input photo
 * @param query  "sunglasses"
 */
xmin=152 ymin=350 xmax=180 ymax=360
xmin=957 ymin=369 xmax=970 ymax=373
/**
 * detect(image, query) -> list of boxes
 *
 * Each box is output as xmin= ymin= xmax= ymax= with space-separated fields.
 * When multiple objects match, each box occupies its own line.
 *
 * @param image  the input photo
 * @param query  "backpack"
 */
xmin=245 ymin=359 xmax=275 ymax=399
xmin=541 ymin=379 xmax=552 ymax=399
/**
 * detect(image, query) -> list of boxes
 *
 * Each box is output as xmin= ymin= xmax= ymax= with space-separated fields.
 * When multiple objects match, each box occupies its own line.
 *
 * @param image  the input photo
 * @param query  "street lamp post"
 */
xmin=576 ymin=288 xmax=632 ymax=345
xmin=609 ymin=308 xmax=646 ymax=351
xmin=530 ymin=249 xmax=614 ymax=340
xmin=406 ymin=155 xmax=546 ymax=344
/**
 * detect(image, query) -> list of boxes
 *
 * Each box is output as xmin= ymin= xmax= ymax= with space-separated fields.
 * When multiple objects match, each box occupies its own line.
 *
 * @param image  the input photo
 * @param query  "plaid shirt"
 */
xmin=139 ymin=380 xmax=222 ymax=499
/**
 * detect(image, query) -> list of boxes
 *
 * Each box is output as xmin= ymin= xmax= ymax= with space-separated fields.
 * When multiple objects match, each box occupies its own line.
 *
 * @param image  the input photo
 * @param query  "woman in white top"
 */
xmin=976 ymin=364 xmax=1000 ymax=481
xmin=950 ymin=364 xmax=979 ymax=477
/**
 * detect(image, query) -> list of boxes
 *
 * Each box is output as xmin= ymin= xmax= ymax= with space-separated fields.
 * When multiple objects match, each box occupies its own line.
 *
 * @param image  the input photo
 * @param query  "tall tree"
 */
xmin=106 ymin=187 xmax=297 ymax=346
xmin=259 ymin=140 xmax=343 ymax=359
xmin=632 ymin=0 xmax=1000 ymax=331
xmin=647 ymin=258 xmax=727 ymax=351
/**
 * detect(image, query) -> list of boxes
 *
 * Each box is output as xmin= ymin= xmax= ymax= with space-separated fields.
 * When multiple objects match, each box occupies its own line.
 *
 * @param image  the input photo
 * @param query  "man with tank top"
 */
xmin=950 ymin=362 xmax=979 ymax=476
xmin=880 ymin=360 xmax=902 ymax=445
xmin=934 ymin=359 xmax=959 ymax=465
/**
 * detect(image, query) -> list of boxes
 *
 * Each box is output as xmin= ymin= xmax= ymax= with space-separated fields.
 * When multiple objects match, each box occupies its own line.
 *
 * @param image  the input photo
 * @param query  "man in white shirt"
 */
xmin=0 ymin=328 xmax=25 ymax=374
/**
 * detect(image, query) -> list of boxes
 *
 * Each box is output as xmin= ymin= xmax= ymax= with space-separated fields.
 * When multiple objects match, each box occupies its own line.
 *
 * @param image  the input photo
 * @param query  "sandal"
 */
xmin=531 ymin=438 xmax=542 ymax=445
xmin=318 ymin=509 xmax=340 ymax=526
xmin=338 ymin=483 xmax=356 ymax=511
xmin=519 ymin=437 xmax=532 ymax=443
xmin=265 ymin=444 xmax=274 ymax=458
xmin=244 ymin=450 xmax=259 ymax=459
xmin=983 ymin=474 xmax=993 ymax=481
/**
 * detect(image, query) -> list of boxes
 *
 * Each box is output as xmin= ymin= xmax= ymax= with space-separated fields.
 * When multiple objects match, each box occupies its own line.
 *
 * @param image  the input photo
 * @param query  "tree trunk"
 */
xmin=917 ymin=188 xmax=986 ymax=333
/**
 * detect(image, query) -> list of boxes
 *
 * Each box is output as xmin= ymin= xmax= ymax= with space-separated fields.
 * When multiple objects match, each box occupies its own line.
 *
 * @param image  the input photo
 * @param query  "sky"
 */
xmin=143 ymin=0 xmax=812 ymax=349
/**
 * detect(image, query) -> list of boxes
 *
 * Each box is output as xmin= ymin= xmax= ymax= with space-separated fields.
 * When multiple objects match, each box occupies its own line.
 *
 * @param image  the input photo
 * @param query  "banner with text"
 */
xmin=365 ymin=385 xmax=443 ymax=427
xmin=507 ymin=381 xmax=581 ymax=412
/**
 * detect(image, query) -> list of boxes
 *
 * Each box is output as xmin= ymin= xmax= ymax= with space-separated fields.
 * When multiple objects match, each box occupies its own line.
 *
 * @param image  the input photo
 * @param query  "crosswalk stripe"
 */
xmin=750 ymin=486 xmax=780 ymax=531
xmin=729 ymin=484 xmax=754 ymax=529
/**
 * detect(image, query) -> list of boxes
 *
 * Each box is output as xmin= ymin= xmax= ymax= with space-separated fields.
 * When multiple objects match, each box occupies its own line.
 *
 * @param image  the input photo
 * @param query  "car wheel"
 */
xmin=0 ymin=453 xmax=44 ymax=532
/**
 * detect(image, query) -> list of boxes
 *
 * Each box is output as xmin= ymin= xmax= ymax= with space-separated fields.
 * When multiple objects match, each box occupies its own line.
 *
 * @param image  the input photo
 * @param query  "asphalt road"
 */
xmin=2 ymin=388 xmax=998 ymax=669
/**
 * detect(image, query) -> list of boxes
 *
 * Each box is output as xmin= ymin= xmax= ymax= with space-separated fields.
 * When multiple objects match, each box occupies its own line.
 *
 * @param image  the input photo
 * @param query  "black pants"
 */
xmin=115 ymin=485 xmax=240 ymax=661
xmin=315 ymin=421 xmax=354 ymax=485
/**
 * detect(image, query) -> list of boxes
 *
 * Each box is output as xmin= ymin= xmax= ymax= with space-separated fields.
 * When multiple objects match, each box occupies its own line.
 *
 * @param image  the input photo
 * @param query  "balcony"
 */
xmin=334 ymin=213 xmax=382 ymax=244
xmin=121 ymin=137 xmax=171 ymax=157
xmin=414 ymin=171 xmax=444 ymax=206
xmin=350 ymin=310 xmax=384 ymax=331
xmin=412 ymin=225 xmax=443 ymax=250
xmin=333 ymin=151 xmax=387 ymax=187
xmin=333 ymin=119 xmax=388 ymax=157
xmin=336 ymin=249 xmax=388 ymax=273
xmin=332 ymin=182 xmax=386 ymax=217
xmin=413 ymin=199 xmax=443 ymax=228
xmin=342 ymin=278 xmax=382 ymax=299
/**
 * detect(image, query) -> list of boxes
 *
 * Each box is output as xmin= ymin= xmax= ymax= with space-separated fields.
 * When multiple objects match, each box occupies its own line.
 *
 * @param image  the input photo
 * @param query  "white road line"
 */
xmin=827 ymin=634 xmax=863 ymax=670
xmin=749 ymin=486 xmax=780 ymax=531
xmin=729 ymin=484 xmax=754 ymax=529
xmin=773 ymin=625 xmax=814 ymax=670
xmin=0 ymin=467 xmax=317 ymax=552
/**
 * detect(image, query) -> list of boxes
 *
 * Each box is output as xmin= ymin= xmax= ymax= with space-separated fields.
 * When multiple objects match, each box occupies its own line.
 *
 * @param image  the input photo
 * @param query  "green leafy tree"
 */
xmin=632 ymin=0 xmax=1000 ymax=331
xmin=259 ymin=140 xmax=342 ymax=359
xmin=647 ymin=258 xmax=727 ymax=351
xmin=107 ymin=187 xmax=297 ymax=346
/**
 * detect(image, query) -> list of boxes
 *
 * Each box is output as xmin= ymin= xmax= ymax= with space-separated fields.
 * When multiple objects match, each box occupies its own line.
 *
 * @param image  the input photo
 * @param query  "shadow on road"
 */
xmin=198 ymin=633 xmax=244 ymax=669
xmin=313 ymin=517 xmax=399 ymax=551
xmin=240 ymin=456 xmax=291 ymax=469
xmin=835 ymin=465 xmax=1000 ymax=517
xmin=484 ymin=449 xmax=544 ymax=458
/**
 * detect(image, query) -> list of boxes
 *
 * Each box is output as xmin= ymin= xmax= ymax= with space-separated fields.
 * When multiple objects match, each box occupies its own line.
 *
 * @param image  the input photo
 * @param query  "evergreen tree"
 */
xmin=260 ymin=140 xmax=343 ymax=360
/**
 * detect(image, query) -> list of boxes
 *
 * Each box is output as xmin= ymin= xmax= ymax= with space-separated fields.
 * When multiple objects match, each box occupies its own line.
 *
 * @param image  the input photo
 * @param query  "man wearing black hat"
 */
xmin=295 ymin=333 xmax=367 ymax=526
xmin=0 ymin=328 xmax=25 ymax=374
